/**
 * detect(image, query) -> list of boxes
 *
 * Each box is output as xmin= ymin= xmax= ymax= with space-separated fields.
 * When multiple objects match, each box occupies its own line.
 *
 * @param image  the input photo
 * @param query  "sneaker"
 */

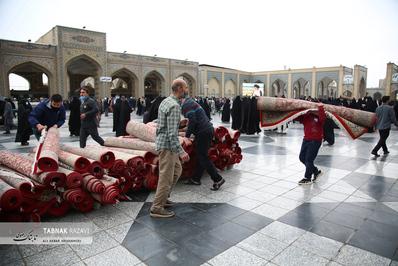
xmin=313 ymin=170 xmax=323 ymax=182
xmin=210 ymin=179 xmax=225 ymax=191
xmin=298 ymin=178 xmax=313 ymax=185
xmin=21 ymin=142 xmax=29 ymax=146
xmin=164 ymin=200 xmax=174 ymax=208
xmin=384 ymin=150 xmax=390 ymax=154
xmin=371 ymin=151 xmax=380 ymax=157
xmin=150 ymin=209 xmax=175 ymax=218
xmin=184 ymin=178 xmax=201 ymax=185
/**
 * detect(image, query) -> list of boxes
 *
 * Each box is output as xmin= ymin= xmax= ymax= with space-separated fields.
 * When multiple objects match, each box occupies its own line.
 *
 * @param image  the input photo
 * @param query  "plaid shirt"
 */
xmin=155 ymin=94 xmax=184 ymax=154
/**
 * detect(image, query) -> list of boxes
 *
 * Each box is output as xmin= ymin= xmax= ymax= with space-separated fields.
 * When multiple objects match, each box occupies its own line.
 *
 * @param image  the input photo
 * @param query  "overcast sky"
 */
xmin=1 ymin=0 xmax=397 ymax=88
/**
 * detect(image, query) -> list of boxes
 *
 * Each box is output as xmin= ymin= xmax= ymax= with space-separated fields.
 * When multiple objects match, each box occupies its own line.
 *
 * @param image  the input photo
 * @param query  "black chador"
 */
xmin=231 ymin=96 xmax=242 ymax=130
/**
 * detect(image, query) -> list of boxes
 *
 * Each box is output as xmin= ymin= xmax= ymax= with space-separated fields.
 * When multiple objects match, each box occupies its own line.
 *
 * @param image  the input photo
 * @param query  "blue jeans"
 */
xmin=299 ymin=139 xmax=321 ymax=179
xmin=191 ymin=127 xmax=223 ymax=183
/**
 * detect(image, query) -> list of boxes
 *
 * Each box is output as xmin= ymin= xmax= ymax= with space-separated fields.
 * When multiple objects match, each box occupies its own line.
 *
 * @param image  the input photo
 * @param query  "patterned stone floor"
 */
xmin=0 ymin=108 xmax=398 ymax=266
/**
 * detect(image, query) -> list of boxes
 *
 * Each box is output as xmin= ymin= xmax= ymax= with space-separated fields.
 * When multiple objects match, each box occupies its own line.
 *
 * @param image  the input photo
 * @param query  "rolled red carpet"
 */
xmin=82 ymin=174 xmax=106 ymax=194
xmin=0 ymin=179 xmax=22 ymax=211
xmin=48 ymin=197 xmax=70 ymax=216
xmin=0 ymin=168 xmax=45 ymax=198
xmin=142 ymin=174 xmax=159 ymax=191
xmin=111 ymin=159 xmax=125 ymax=172
xmin=19 ymin=197 xmax=37 ymax=214
xmin=73 ymin=194 xmax=94 ymax=212
xmin=57 ymin=166 xmax=83 ymax=189
xmin=58 ymin=150 xmax=91 ymax=173
xmin=37 ymin=127 xmax=60 ymax=172
xmin=91 ymin=186 xmax=120 ymax=205
xmin=61 ymin=188 xmax=86 ymax=203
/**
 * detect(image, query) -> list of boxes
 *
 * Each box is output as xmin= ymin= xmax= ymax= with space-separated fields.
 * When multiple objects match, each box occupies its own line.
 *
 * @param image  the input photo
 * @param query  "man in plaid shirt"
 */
xmin=150 ymin=79 xmax=190 ymax=218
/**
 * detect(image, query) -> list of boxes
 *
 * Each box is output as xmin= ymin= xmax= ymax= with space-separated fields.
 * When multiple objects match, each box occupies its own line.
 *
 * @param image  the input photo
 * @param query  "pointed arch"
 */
xmin=225 ymin=78 xmax=236 ymax=98
xmin=110 ymin=67 xmax=139 ymax=97
xmin=208 ymin=77 xmax=221 ymax=98
xmin=175 ymin=72 xmax=196 ymax=97
xmin=7 ymin=60 xmax=54 ymax=99
xmin=271 ymin=79 xmax=286 ymax=97
xmin=144 ymin=70 xmax=165 ymax=99
xmin=65 ymin=54 xmax=102 ymax=97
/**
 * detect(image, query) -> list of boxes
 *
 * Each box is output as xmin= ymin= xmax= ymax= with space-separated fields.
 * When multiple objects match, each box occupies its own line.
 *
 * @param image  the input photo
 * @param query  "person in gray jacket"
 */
xmin=3 ymin=97 xmax=16 ymax=134
xmin=79 ymin=88 xmax=105 ymax=148
xmin=371 ymin=95 xmax=398 ymax=156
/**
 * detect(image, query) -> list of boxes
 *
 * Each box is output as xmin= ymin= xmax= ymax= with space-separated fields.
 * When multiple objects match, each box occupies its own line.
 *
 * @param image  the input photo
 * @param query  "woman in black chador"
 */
xmin=231 ymin=96 xmax=242 ymax=130
xmin=15 ymin=99 xmax=33 ymax=146
xmin=144 ymin=96 xmax=163 ymax=124
xmin=246 ymin=96 xmax=261 ymax=134
xmin=221 ymin=98 xmax=231 ymax=122
xmin=239 ymin=97 xmax=250 ymax=133
xmin=112 ymin=98 xmax=122 ymax=134
xmin=116 ymin=98 xmax=132 ymax=137
xmin=68 ymin=97 xmax=81 ymax=136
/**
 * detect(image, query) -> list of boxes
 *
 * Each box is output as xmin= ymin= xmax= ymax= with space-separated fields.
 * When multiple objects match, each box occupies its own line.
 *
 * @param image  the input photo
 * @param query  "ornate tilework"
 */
xmin=207 ymin=71 xmax=222 ymax=84
xmin=3 ymin=55 xmax=55 ymax=73
xmin=109 ymin=64 xmax=139 ymax=77
xmin=143 ymin=67 xmax=166 ymax=78
xmin=173 ymin=69 xmax=197 ymax=79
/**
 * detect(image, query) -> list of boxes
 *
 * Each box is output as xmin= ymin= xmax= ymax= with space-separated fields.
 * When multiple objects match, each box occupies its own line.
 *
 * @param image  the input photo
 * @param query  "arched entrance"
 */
xmin=208 ymin=77 xmax=220 ymax=98
xmin=391 ymin=90 xmax=398 ymax=101
xmin=272 ymin=79 xmax=286 ymax=97
xmin=318 ymin=77 xmax=337 ymax=99
xmin=66 ymin=55 xmax=101 ymax=98
xmin=175 ymin=73 xmax=196 ymax=97
xmin=144 ymin=71 xmax=164 ymax=100
xmin=7 ymin=61 xmax=53 ymax=100
xmin=111 ymin=68 xmax=138 ymax=98
xmin=293 ymin=78 xmax=310 ymax=99
xmin=225 ymin=79 xmax=236 ymax=98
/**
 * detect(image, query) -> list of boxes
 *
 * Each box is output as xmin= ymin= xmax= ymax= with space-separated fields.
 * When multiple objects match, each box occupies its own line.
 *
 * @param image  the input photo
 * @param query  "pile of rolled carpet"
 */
xmin=0 ymin=121 xmax=242 ymax=222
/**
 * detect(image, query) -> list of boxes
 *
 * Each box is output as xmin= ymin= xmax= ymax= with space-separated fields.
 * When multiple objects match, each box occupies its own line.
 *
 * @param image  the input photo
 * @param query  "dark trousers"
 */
xmin=372 ymin=128 xmax=390 ymax=153
xmin=191 ymin=127 xmax=223 ymax=183
xmin=80 ymin=127 xmax=104 ymax=148
xmin=299 ymin=139 xmax=322 ymax=180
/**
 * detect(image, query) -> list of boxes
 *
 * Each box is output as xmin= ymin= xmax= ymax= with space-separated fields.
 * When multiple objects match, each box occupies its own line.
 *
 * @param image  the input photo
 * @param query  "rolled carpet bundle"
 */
xmin=73 ymin=194 xmax=94 ymax=212
xmin=60 ymin=145 xmax=115 ymax=169
xmin=106 ymin=147 xmax=157 ymax=165
xmin=208 ymin=148 xmax=219 ymax=162
xmin=37 ymin=127 xmax=60 ymax=172
xmin=82 ymin=174 xmax=105 ymax=194
xmin=125 ymin=119 xmax=156 ymax=142
xmin=19 ymin=197 xmax=37 ymax=214
xmin=61 ymin=188 xmax=86 ymax=203
xmin=105 ymin=136 xmax=157 ymax=154
xmin=58 ymin=150 xmax=91 ymax=173
xmin=87 ymin=159 xmax=104 ymax=178
xmin=130 ymin=179 xmax=143 ymax=190
xmin=139 ymin=164 xmax=152 ymax=178
xmin=151 ymin=164 xmax=159 ymax=175
xmin=57 ymin=166 xmax=83 ymax=189
xmin=91 ymin=186 xmax=120 ymax=205
xmin=0 ymin=167 xmax=45 ymax=198
xmin=0 ymin=151 xmax=66 ymax=188
xmin=121 ymin=166 xmax=139 ymax=180
xmin=35 ymin=171 xmax=66 ymax=189
xmin=0 ymin=179 xmax=22 ymax=211
xmin=214 ymin=126 xmax=228 ymax=139
xmin=48 ymin=198 xmax=70 ymax=216
xmin=110 ymin=159 xmax=125 ymax=172
xmin=142 ymin=174 xmax=159 ymax=191
xmin=228 ymin=129 xmax=241 ymax=141
xmin=92 ymin=146 xmax=145 ymax=170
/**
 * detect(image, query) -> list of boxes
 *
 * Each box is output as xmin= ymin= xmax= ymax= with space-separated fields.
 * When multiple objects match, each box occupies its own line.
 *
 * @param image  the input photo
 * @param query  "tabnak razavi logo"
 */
xmin=13 ymin=230 xmax=38 ymax=243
